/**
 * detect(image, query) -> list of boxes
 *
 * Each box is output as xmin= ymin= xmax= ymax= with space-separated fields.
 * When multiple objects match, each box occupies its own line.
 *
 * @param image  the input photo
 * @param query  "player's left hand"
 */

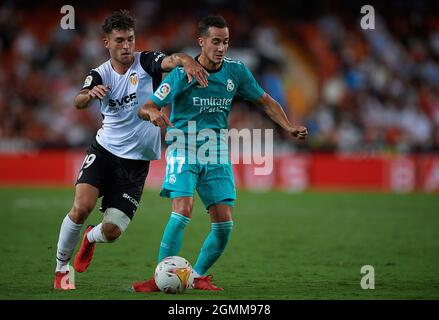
xmin=183 ymin=60 xmax=209 ymax=87
xmin=288 ymin=126 xmax=308 ymax=140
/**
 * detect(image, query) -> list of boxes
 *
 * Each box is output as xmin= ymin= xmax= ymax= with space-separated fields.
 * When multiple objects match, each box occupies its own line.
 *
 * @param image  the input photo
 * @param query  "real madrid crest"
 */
xmin=227 ymin=79 xmax=234 ymax=92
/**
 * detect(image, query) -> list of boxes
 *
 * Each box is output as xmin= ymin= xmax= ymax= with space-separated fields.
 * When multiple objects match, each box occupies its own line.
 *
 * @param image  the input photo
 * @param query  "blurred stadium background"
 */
xmin=1 ymin=0 xmax=439 ymax=191
xmin=0 ymin=0 xmax=439 ymax=300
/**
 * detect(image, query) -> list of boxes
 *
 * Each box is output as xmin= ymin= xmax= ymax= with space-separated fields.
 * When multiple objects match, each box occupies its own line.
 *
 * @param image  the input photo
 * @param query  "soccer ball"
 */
xmin=154 ymin=256 xmax=194 ymax=294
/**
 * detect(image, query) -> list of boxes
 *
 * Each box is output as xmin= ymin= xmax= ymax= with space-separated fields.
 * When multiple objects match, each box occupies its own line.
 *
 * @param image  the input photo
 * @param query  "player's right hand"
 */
xmin=139 ymin=104 xmax=173 ymax=129
xmin=87 ymin=85 xmax=109 ymax=100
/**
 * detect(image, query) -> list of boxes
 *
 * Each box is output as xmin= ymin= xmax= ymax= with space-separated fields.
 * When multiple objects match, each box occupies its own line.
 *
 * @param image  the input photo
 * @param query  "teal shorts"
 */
xmin=160 ymin=154 xmax=236 ymax=210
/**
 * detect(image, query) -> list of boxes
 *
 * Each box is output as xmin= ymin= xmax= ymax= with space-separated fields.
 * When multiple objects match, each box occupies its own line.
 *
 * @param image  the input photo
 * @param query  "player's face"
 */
xmin=104 ymin=29 xmax=135 ymax=66
xmin=199 ymin=27 xmax=229 ymax=67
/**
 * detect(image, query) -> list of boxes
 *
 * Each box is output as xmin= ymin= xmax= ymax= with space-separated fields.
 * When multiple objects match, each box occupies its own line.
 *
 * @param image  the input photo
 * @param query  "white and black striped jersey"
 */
xmin=82 ymin=51 xmax=166 ymax=160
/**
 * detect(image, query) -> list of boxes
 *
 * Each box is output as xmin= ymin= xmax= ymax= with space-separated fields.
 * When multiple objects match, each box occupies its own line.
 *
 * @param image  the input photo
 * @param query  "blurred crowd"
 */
xmin=1 ymin=0 xmax=439 ymax=153
xmin=295 ymin=1 xmax=439 ymax=153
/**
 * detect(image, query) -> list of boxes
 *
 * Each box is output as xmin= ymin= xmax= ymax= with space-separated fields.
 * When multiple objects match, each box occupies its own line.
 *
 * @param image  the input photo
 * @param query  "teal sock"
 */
xmin=158 ymin=212 xmax=191 ymax=262
xmin=194 ymin=221 xmax=234 ymax=276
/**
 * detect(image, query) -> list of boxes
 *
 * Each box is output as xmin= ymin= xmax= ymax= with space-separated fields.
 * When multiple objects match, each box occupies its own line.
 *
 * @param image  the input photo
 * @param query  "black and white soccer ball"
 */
xmin=154 ymin=256 xmax=194 ymax=294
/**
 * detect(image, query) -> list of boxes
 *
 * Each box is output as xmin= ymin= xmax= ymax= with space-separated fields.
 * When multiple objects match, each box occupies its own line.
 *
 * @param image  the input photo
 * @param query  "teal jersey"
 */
xmin=152 ymin=58 xmax=263 ymax=204
xmin=150 ymin=57 xmax=265 ymax=137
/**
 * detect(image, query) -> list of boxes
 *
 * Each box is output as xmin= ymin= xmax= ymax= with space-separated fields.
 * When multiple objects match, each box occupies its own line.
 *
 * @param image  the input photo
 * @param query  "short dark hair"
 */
xmin=198 ymin=15 xmax=228 ymax=36
xmin=102 ymin=10 xmax=135 ymax=34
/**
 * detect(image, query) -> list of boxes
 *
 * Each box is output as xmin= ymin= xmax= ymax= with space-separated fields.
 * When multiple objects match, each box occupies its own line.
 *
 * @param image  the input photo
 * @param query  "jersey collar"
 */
xmin=195 ymin=55 xmax=223 ymax=73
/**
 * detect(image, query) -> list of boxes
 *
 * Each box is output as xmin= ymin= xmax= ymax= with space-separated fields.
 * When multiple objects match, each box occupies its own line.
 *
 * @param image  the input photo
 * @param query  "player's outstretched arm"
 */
xmin=161 ymin=53 xmax=209 ymax=87
xmin=253 ymin=92 xmax=308 ymax=140
xmin=74 ymin=85 xmax=109 ymax=109
xmin=138 ymin=100 xmax=173 ymax=129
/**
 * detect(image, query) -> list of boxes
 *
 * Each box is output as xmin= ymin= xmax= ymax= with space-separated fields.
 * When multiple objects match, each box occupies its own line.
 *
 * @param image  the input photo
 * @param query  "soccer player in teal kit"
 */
xmin=133 ymin=15 xmax=308 ymax=291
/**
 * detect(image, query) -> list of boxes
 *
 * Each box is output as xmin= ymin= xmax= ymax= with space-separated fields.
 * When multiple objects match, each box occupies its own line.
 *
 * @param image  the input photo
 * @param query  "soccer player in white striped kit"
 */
xmin=53 ymin=10 xmax=209 ymax=290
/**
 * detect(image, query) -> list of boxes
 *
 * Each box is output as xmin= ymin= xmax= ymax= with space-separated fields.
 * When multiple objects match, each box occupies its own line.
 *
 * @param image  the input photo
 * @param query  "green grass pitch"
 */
xmin=0 ymin=187 xmax=438 ymax=300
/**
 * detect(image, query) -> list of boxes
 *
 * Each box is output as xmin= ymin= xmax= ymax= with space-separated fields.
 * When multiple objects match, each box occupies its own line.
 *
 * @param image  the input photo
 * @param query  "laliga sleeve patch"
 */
xmin=83 ymin=75 xmax=93 ymax=88
xmin=154 ymin=83 xmax=171 ymax=101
